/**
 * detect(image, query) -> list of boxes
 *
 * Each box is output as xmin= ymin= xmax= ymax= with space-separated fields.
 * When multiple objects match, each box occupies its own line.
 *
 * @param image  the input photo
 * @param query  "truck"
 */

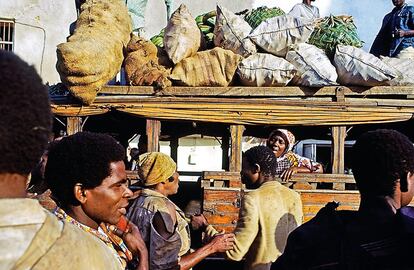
xmin=50 ymin=84 xmax=414 ymax=232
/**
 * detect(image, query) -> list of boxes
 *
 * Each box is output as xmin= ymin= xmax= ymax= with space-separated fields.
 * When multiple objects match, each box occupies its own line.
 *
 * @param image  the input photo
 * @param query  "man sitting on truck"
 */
xmin=272 ymin=129 xmax=414 ymax=269
xmin=288 ymin=0 xmax=320 ymax=21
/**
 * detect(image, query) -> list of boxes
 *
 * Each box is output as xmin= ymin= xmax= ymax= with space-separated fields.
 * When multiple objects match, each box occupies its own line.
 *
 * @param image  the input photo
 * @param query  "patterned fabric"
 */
xmin=54 ymin=207 xmax=132 ymax=268
xmin=276 ymin=151 xmax=315 ymax=175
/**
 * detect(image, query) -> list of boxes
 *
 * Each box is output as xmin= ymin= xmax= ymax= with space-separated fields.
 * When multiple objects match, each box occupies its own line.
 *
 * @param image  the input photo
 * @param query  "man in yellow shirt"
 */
xmin=226 ymin=146 xmax=303 ymax=270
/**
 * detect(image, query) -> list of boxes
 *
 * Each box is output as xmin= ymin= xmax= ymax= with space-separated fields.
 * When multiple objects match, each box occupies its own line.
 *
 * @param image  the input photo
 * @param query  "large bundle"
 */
xmin=164 ymin=4 xmax=200 ymax=64
xmin=56 ymin=0 xmax=131 ymax=105
xmin=214 ymin=5 xmax=256 ymax=57
xmin=334 ymin=45 xmax=398 ymax=86
xmin=308 ymin=15 xmax=363 ymax=58
xmin=237 ymin=53 xmax=296 ymax=86
xmin=170 ymin=47 xmax=242 ymax=86
xmin=151 ymin=10 xmax=216 ymax=49
xmin=124 ymin=36 xmax=171 ymax=88
xmin=249 ymin=15 xmax=314 ymax=57
xmin=244 ymin=6 xmax=285 ymax=29
xmin=381 ymin=56 xmax=414 ymax=86
xmin=286 ymin=43 xmax=338 ymax=86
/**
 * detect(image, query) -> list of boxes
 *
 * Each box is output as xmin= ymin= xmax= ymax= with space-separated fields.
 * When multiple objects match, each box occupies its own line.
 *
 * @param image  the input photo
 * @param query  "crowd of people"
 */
xmin=2 ymin=0 xmax=414 ymax=269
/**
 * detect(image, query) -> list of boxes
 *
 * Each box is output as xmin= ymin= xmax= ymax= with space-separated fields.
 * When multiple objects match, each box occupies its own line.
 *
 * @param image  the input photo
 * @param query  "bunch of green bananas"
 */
xmin=308 ymin=15 xmax=364 ymax=59
xmin=244 ymin=6 xmax=285 ymax=29
xmin=150 ymin=28 xmax=165 ymax=48
xmin=195 ymin=10 xmax=216 ymax=49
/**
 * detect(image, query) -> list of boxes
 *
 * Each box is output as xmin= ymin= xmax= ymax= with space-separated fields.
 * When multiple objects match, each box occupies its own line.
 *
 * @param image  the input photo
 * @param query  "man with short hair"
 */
xmin=371 ymin=0 xmax=414 ymax=57
xmin=0 ymin=50 xmax=123 ymax=269
xmin=226 ymin=146 xmax=303 ymax=270
xmin=45 ymin=131 xmax=149 ymax=270
xmin=272 ymin=129 xmax=414 ymax=270
xmin=288 ymin=0 xmax=320 ymax=21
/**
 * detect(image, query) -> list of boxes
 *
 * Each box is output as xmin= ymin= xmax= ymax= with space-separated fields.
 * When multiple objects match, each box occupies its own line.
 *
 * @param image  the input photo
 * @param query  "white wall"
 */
xmin=0 ymin=0 xmax=76 ymax=84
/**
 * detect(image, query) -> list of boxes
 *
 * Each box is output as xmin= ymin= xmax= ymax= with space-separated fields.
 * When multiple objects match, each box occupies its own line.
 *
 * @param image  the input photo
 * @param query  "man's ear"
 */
xmin=74 ymin=183 xmax=87 ymax=204
xmin=254 ymin=163 xmax=261 ymax=174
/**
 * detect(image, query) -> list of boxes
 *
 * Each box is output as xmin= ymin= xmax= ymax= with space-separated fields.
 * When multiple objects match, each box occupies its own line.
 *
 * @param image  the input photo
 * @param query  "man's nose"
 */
xmin=124 ymin=186 xmax=133 ymax=198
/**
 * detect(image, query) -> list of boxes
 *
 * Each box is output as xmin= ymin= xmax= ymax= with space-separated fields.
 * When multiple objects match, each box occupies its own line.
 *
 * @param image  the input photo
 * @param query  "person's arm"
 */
xmin=153 ymin=211 xmax=235 ymax=270
xmin=226 ymin=192 xmax=259 ymax=261
xmin=178 ymin=233 xmax=235 ymax=270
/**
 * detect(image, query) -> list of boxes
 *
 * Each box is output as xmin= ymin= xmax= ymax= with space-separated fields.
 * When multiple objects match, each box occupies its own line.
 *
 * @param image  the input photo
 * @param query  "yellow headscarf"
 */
xmin=138 ymin=152 xmax=177 ymax=186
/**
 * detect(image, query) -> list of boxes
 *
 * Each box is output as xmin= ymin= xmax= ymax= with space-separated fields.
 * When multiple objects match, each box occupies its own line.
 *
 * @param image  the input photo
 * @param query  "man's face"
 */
xmin=241 ymin=157 xmax=259 ymax=189
xmin=393 ymin=0 xmax=405 ymax=7
xmin=164 ymin=172 xmax=180 ymax=196
xmin=83 ymin=161 xmax=132 ymax=225
xmin=267 ymin=134 xmax=287 ymax=158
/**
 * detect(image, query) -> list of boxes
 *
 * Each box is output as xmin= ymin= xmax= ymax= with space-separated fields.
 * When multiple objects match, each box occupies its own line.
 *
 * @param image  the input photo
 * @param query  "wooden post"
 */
xmin=221 ymin=133 xmax=230 ymax=171
xmin=229 ymin=125 xmax=245 ymax=172
xmin=66 ymin=117 xmax=82 ymax=135
xmin=170 ymin=136 xmax=179 ymax=162
xmin=331 ymin=126 xmax=347 ymax=190
xmin=146 ymin=119 xmax=161 ymax=152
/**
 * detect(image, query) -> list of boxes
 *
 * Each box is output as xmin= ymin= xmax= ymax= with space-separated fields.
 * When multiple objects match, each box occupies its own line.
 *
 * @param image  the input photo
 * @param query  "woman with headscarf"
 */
xmin=127 ymin=152 xmax=235 ymax=270
xmin=267 ymin=129 xmax=323 ymax=181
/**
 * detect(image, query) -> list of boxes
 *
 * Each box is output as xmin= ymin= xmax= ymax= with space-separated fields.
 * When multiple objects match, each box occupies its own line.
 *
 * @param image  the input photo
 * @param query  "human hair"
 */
xmin=0 ymin=51 xmax=52 ymax=175
xmin=244 ymin=145 xmax=278 ymax=177
xmin=351 ymin=129 xmax=414 ymax=197
xmin=45 ymin=132 xmax=125 ymax=208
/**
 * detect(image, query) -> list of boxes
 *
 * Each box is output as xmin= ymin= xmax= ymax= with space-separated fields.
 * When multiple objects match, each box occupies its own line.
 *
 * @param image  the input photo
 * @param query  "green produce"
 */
xmin=308 ymin=15 xmax=364 ymax=58
xmin=244 ymin=6 xmax=285 ymax=29
xmin=150 ymin=10 xmax=216 ymax=48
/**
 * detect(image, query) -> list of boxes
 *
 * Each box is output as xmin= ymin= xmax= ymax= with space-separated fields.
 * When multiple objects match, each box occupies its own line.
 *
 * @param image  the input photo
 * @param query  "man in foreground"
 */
xmin=272 ymin=129 xmax=414 ymax=269
xmin=0 ymin=50 xmax=123 ymax=269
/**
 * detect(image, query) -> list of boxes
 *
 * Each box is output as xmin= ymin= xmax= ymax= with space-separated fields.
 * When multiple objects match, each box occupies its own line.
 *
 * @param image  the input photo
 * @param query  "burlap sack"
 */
xmin=124 ymin=35 xmax=171 ymax=88
xmin=381 ymin=56 xmax=414 ymax=86
xmin=237 ymin=53 xmax=296 ymax=86
xmin=170 ymin=47 xmax=242 ymax=86
xmin=56 ymin=0 xmax=131 ymax=105
xmin=164 ymin=4 xmax=200 ymax=64
xmin=286 ymin=43 xmax=338 ymax=86
xmin=334 ymin=45 xmax=399 ymax=86
xmin=249 ymin=15 xmax=314 ymax=57
xmin=214 ymin=5 xmax=256 ymax=57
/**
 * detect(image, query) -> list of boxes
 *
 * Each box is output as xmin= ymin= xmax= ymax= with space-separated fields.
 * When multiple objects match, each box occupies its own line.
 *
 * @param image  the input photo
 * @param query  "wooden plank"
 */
xmin=288 ymin=173 xmax=355 ymax=184
xmin=203 ymin=171 xmax=240 ymax=180
xmin=203 ymin=188 xmax=240 ymax=201
xmin=66 ymin=117 xmax=82 ymax=135
xmin=99 ymin=86 xmax=414 ymax=97
xmin=331 ymin=126 xmax=347 ymax=177
xmin=146 ymin=119 xmax=160 ymax=152
xmin=229 ymin=125 xmax=245 ymax=176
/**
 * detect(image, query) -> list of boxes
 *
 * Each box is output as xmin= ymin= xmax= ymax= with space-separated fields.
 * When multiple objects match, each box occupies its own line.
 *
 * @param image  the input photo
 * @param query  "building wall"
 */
xmin=0 ymin=0 xmax=76 ymax=84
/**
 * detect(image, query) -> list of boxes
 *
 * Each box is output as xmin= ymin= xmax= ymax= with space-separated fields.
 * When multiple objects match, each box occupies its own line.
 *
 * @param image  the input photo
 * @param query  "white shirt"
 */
xmin=288 ymin=3 xmax=320 ymax=21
